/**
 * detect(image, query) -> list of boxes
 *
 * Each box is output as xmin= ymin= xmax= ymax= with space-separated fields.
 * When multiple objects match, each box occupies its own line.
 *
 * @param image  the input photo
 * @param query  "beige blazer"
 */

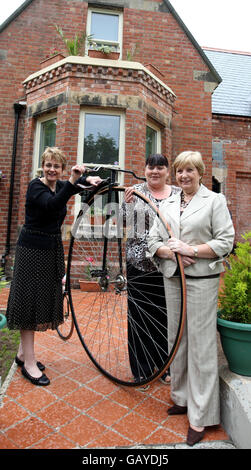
xmin=148 ymin=184 xmax=235 ymax=278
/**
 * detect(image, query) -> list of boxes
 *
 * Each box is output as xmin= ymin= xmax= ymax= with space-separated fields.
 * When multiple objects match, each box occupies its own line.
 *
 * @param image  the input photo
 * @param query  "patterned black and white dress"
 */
xmin=6 ymin=177 xmax=88 ymax=332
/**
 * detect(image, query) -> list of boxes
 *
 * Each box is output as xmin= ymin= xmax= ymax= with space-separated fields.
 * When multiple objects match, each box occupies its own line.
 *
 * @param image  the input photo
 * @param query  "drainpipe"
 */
xmin=1 ymin=101 xmax=26 ymax=276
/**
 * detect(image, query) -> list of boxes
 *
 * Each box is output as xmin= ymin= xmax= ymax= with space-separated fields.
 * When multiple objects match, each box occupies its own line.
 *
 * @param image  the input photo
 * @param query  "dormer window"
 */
xmin=87 ymin=8 xmax=123 ymax=56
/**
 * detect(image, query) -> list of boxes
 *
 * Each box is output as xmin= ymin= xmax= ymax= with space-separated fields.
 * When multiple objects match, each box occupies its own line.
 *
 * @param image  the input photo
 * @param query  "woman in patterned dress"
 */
xmin=124 ymin=154 xmax=180 ymax=387
xmin=6 ymin=147 xmax=102 ymax=386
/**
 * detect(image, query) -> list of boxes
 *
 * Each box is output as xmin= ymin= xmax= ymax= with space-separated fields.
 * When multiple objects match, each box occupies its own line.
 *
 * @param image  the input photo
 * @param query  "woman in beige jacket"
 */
xmin=148 ymin=151 xmax=235 ymax=446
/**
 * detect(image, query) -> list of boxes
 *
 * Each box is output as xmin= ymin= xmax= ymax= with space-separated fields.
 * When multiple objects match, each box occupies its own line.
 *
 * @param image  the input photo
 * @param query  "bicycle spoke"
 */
xmin=67 ymin=187 xmax=186 ymax=386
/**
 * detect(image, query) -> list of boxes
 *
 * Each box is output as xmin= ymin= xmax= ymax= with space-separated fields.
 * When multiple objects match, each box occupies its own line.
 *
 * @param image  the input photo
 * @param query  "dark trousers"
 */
xmin=127 ymin=263 xmax=169 ymax=379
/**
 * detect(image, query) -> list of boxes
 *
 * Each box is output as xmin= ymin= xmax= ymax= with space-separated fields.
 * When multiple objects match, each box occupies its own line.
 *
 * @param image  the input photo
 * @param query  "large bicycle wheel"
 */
xmin=67 ymin=186 xmax=186 ymax=386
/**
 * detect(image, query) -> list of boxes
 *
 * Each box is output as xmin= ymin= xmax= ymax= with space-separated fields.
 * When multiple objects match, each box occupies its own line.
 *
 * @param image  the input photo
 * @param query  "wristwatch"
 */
xmin=192 ymin=246 xmax=198 ymax=257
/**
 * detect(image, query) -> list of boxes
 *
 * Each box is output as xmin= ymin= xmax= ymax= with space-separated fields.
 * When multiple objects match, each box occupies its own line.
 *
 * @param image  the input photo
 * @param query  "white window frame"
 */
xmin=146 ymin=120 xmax=162 ymax=157
xmin=32 ymin=113 xmax=57 ymax=178
xmin=86 ymin=8 xmax=123 ymax=57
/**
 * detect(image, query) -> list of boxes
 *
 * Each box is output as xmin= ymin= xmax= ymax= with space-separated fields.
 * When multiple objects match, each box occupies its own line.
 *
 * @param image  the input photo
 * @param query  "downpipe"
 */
xmin=1 ymin=101 xmax=26 ymax=276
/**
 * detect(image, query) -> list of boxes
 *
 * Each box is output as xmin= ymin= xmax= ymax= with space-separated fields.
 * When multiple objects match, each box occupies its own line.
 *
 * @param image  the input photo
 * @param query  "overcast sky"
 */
xmin=0 ymin=0 xmax=250 ymax=52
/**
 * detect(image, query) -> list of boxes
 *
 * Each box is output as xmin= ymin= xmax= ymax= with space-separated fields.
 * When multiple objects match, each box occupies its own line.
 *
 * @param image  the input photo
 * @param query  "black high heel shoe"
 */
xmin=186 ymin=426 xmax=205 ymax=446
xmin=21 ymin=366 xmax=50 ymax=386
xmin=168 ymin=404 xmax=187 ymax=415
xmin=15 ymin=355 xmax=45 ymax=371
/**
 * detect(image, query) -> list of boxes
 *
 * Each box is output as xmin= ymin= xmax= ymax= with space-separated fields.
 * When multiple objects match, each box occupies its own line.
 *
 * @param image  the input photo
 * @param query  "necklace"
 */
xmin=180 ymin=191 xmax=193 ymax=209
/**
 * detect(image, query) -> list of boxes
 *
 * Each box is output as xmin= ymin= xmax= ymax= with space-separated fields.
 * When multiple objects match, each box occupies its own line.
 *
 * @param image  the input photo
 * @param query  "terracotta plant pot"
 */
xmin=144 ymin=63 xmax=164 ymax=80
xmin=88 ymin=49 xmax=120 ymax=60
xmin=79 ymin=280 xmax=101 ymax=292
xmin=40 ymin=53 xmax=65 ymax=68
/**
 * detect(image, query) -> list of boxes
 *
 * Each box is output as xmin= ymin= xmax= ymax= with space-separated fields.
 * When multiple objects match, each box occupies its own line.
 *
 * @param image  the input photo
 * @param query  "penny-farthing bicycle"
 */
xmin=56 ymin=165 xmax=186 ymax=387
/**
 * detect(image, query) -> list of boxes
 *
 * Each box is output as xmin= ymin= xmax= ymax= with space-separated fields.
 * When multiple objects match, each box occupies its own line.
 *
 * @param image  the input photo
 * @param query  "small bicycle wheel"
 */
xmin=67 ymin=186 xmax=186 ymax=386
xmin=56 ymin=290 xmax=74 ymax=341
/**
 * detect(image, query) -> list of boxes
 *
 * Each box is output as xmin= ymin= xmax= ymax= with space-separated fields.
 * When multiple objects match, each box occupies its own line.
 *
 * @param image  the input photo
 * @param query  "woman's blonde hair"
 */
xmin=173 ymin=151 xmax=205 ymax=179
xmin=41 ymin=147 xmax=67 ymax=170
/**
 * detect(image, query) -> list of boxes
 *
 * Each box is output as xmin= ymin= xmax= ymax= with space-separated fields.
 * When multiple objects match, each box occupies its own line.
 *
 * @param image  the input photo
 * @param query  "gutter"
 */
xmin=1 ymin=101 xmax=26 ymax=275
xmin=0 ymin=0 xmax=34 ymax=33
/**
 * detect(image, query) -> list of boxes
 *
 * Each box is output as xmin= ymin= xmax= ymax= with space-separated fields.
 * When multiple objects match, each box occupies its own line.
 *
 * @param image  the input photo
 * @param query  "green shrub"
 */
xmin=219 ymin=231 xmax=251 ymax=323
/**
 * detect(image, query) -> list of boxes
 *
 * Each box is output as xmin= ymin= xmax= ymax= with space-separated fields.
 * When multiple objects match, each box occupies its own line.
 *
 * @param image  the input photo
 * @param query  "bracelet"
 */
xmin=192 ymin=246 xmax=198 ymax=257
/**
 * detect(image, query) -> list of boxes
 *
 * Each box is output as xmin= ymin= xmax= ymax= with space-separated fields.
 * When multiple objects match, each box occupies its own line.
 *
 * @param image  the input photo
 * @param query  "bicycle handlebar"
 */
xmin=84 ymin=164 xmax=146 ymax=182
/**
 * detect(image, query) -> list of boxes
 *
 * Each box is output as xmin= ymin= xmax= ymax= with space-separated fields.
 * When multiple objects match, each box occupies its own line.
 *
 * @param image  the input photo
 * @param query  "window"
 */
xmin=145 ymin=121 xmax=161 ymax=159
xmin=87 ymin=8 xmax=123 ymax=55
xmin=76 ymin=108 xmax=125 ymax=217
xmin=78 ymin=109 xmax=124 ymax=165
xmin=78 ymin=108 xmax=125 ymax=177
xmin=33 ymin=114 xmax=57 ymax=176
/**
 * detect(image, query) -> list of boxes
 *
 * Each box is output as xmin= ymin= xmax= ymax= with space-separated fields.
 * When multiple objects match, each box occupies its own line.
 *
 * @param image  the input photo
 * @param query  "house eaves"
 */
xmin=0 ymin=0 xmax=34 ymax=32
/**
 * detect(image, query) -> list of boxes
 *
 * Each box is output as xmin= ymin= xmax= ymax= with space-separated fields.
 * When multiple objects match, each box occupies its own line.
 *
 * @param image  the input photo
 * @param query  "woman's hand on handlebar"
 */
xmin=69 ymin=164 xmax=102 ymax=186
xmin=69 ymin=164 xmax=86 ymax=185
xmin=86 ymin=175 xmax=103 ymax=186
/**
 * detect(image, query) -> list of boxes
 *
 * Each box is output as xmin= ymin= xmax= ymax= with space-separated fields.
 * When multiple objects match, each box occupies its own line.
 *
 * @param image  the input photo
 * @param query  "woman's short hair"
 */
xmin=173 ymin=151 xmax=205 ymax=178
xmin=146 ymin=154 xmax=169 ymax=168
xmin=41 ymin=147 xmax=67 ymax=170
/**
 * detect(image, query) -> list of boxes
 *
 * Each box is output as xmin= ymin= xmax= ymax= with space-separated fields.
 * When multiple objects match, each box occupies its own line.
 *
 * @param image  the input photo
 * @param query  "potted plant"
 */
xmin=79 ymin=257 xmax=101 ymax=292
xmin=40 ymin=47 xmax=66 ymax=67
xmin=54 ymin=24 xmax=94 ymax=56
xmin=78 ymin=257 xmax=113 ymax=292
xmin=125 ymin=42 xmax=140 ymax=61
xmin=90 ymin=205 xmax=106 ymax=226
xmin=88 ymin=44 xmax=120 ymax=60
xmin=217 ymin=231 xmax=251 ymax=376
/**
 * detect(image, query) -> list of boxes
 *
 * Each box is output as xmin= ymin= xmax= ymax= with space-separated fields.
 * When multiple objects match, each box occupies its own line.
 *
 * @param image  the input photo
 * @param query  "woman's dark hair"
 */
xmin=145 ymin=154 xmax=169 ymax=168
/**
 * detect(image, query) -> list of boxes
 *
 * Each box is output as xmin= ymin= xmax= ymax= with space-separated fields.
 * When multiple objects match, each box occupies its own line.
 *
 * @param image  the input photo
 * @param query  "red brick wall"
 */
xmin=212 ymin=114 xmax=251 ymax=241
xmin=123 ymin=7 xmax=214 ymax=183
xmin=20 ymin=59 xmax=173 ymax=221
xmin=0 ymin=0 xmax=214 ymax=269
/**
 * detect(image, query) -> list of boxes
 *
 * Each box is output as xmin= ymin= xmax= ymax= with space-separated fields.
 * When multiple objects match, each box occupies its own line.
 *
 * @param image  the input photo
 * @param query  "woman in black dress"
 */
xmin=6 ymin=147 xmax=102 ymax=386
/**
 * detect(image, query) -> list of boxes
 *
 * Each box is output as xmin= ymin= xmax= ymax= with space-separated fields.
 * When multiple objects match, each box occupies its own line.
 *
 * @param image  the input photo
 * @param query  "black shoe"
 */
xmin=15 ymin=355 xmax=45 ymax=371
xmin=21 ymin=366 xmax=50 ymax=386
xmin=186 ymin=426 xmax=205 ymax=446
xmin=168 ymin=404 xmax=188 ymax=415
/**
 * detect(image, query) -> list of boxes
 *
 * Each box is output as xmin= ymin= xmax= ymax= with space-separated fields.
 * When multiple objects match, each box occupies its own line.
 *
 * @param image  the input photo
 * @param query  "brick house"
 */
xmin=0 ymin=0 xmax=247 ymax=276
xmin=204 ymin=48 xmax=251 ymax=242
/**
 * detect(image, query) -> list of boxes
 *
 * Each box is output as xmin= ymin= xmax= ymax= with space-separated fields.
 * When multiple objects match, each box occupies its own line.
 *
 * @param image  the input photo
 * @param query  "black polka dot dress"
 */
xmin=6 ymin=228 xmax=65 ymax=331
xmin=6 ymin=176 xmax=89 ymax=332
